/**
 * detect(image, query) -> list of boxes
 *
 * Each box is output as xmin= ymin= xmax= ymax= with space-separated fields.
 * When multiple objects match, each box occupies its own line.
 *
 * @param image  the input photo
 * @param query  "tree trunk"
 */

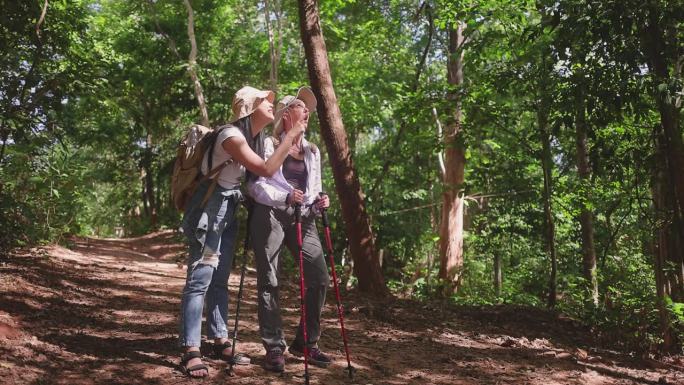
xmin=0 ymin=124 xmax=8 ymax=168
xmin=574 ymin=82 xmax=599 ymax=306
xmin=144 ymin=132 xmax=157 ymax=228
xmin=641 ymin=2 xmax=684 ymax=303
xmin=538 ymin=96 xmax=558 ymax=308
xmin=264 ymin=0 xmax=282 ymax=93
xmin=642 ymin=3 xmax=684 ymax=239
xmin=438 ymin=21 xmax=466 ymax=294
xmin=297 ymin=0 xmax=387 ymax=295
xmin=668 ymin=189 xmax=684 ymax=303
xmin=652 ymin=132 xmax=675 ymax=350
xmin=494 ymin=253 xmax=502 ymax=297
xmin=155 ymin=161 xmax=163 ymax=217
xmin=141 ymin=168 xmax=149 ymax=218
xmin=183 ymin=0 xmax=209 ymax=127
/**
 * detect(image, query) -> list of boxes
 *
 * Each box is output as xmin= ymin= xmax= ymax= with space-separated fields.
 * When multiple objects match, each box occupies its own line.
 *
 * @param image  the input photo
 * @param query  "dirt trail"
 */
xmin=0 ymin=231 xmax=682 ymax=385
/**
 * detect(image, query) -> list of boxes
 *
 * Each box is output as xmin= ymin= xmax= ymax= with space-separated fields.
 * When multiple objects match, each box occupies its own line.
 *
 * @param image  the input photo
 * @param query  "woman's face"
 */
xmin=252 ymin=97 xmax=275 ymax=123
xmin=284 ymin=99 xmax=309 ymax=131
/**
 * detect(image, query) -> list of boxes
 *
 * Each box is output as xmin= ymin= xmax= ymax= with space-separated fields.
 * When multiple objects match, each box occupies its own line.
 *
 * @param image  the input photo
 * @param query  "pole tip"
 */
xmin=347 ymin=365 xmax=355 ymax=379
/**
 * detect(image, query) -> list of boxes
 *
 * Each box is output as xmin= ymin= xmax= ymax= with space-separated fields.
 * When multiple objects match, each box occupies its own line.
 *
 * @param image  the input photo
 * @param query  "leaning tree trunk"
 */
xmin=297 ymin=0 xmax=387 ymax=294
xmin=438 ymin=21 xmax=466 ymax=294
xmin=574 ymin=81 xmax=598 ymax=306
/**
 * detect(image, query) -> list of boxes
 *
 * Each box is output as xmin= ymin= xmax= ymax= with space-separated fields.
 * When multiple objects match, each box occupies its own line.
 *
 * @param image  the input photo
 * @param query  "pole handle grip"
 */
xmin=295 ymin=203 xmax=302 ymax=223
xmin=318 ymin=192 xmax=329 ymax=227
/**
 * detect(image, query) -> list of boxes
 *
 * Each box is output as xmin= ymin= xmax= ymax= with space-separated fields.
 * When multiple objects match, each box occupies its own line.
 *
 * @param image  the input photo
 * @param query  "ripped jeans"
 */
xmin=178 ymin=181 xmax=242 ymax=347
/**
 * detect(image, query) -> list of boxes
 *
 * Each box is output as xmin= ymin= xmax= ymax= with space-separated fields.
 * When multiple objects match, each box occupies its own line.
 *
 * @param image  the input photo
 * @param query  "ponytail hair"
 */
xmin=231 ymin=115 xmax=264 ymax=183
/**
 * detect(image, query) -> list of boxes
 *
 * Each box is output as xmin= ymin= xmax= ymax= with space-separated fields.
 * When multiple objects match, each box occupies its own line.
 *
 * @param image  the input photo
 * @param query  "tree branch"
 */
xmin=147 ymin=0 xmax=209 ymax=126
xmin=36 ymin=0 xmax=49 ymax=39
xmin=147 ymin=1 xmax=181 ymax=59
xmin=433 ymin=107 xmax=446 ymax=179
xmin=414 ymin=2 xmax=433 ymax=86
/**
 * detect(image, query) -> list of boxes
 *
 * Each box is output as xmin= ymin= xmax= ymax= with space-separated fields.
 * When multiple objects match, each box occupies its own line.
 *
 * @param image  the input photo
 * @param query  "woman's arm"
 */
xmin=222 ymin=124 xmax=303 ymax=177
xmin=248 ymin=137 xmax=291 ymax=206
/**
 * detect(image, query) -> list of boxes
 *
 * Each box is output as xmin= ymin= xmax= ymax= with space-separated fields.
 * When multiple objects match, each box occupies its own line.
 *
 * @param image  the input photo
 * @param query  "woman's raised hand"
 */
xmin=285 ymin=119 xmax=306 ymax=144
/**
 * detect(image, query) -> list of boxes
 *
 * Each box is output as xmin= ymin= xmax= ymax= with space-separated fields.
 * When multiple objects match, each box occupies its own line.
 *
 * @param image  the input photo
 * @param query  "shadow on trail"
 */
xmin=0 ymin=231 xmax=678 ymax=385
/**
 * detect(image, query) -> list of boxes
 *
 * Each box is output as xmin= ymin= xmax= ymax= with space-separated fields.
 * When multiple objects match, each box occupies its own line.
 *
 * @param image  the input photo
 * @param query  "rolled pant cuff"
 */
xmin=179 ymin=340 xmax=202 ymax=348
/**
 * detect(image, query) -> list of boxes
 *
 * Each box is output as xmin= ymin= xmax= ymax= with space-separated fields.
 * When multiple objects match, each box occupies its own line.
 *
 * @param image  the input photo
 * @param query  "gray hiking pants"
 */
xmin=250 ymin=203 xmax=329 ymax=351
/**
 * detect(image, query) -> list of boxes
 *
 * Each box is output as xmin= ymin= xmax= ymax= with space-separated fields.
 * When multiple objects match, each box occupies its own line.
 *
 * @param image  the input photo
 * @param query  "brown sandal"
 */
xmin=180 ymin=350 xmax=209 ymax=378
xmin=213 ymin=342 xmax=251 ymax=365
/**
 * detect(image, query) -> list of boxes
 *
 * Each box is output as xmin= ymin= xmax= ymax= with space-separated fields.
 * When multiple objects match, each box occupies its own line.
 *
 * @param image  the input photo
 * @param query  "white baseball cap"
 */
xmin=273 ymin=86 xmax=317 ymax=135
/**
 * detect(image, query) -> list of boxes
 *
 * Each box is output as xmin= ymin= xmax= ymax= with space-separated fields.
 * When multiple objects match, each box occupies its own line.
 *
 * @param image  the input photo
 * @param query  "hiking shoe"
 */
xmin=289 ymin=342 xmax=332 ymax=368
xmin=264 ymin=348 xmax=285 ymax=372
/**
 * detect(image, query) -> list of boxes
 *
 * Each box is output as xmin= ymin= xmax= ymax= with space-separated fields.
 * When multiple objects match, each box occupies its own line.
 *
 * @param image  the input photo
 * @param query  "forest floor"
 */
xmin=1 ymin=231 xmax=683 ymax=385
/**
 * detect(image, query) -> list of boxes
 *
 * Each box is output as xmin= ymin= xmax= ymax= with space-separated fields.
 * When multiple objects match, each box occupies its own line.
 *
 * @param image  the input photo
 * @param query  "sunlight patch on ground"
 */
xmin=434 ymin=330 xmax=493 ymax=349
xmin=110 ymin=309 xmax=175 ymax=325
xmin=370 ymin=325 xmax=419 ymax=340
xmin=43 ymin=245 xmax=83 ymax=261
xmin=0 ymin=311 xmax=22 ymax=340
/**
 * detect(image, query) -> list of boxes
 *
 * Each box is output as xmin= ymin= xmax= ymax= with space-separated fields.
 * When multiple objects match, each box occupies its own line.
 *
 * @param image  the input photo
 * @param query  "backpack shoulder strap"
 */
xmin=206 ymin=125 xmax=232 ymax=176
xmin=198 ymin=126 xmax=233 ymax=208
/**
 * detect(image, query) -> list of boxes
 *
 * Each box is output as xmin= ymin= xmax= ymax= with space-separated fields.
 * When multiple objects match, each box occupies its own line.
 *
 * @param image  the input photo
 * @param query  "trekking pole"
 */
xmin=318 ymin=192 xmax=354 ymax=379
xmin=295 ymin=203 xmax=311 ymax=385
xmin=227 ymin=203 xmax=253 ymax=376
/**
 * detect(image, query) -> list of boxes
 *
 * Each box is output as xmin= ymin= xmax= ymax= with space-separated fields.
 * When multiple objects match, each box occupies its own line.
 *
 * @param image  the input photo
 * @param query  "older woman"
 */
xmin=178 ymin=86 xmax=304 ymax=378
xmin=249 ymin=86 xmax=332 ymax=372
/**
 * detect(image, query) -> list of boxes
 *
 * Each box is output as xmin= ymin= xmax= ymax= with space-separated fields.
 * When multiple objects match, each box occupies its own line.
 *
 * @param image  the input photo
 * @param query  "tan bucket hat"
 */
xmin=230 ymin=86 xmax=276 ymax=122
xmin=273 ymin=86 xmax=317 ymax=135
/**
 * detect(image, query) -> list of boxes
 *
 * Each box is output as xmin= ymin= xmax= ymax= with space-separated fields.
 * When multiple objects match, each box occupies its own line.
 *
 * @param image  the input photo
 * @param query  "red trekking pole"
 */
xmin=294 ymin=204 xmax=310 ymax=385
xmin=318 ymin=192 xmax=354 ymax=379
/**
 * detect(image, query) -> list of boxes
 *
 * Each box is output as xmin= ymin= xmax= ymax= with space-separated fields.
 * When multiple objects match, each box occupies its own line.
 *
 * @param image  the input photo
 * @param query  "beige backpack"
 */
xmin=171 ymin=124 xmax=231 ymax=211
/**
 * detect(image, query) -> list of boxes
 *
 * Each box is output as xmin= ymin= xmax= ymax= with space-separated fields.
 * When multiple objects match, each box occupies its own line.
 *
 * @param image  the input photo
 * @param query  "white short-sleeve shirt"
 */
xmin=201 ymin=125 xmax=246 ymax=189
